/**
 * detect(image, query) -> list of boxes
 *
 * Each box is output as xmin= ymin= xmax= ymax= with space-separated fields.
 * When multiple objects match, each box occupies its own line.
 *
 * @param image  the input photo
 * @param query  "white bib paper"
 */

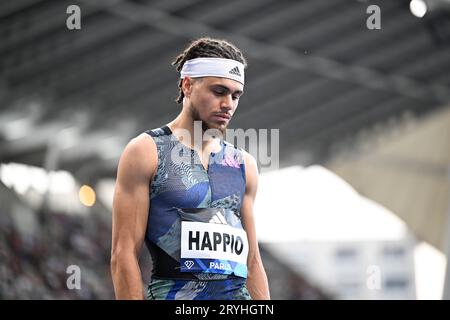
xmin=180 ymin=221 xmax=249 ymax=277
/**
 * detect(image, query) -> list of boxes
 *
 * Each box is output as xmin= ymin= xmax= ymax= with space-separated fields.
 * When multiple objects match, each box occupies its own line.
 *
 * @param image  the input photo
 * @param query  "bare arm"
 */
xmin=241 ymin=151 xmax=271 ymax=300
xmin=111 ymin=134 xmax=156 ymax=299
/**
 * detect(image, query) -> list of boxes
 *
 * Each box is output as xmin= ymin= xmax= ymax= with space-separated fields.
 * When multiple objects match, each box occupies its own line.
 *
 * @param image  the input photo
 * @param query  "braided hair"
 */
xmin=172 ymin=37 xmax=247 ymax=104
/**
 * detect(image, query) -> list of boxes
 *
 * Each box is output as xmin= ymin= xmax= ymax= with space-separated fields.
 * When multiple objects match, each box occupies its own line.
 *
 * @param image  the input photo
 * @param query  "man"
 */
xmin=111 ymin=37 xmax=270 ymax=300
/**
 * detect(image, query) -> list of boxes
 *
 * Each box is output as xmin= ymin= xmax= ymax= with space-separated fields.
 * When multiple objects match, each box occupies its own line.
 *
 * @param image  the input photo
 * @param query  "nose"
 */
xmin=220 ymin=94 xmax=234 ymax=111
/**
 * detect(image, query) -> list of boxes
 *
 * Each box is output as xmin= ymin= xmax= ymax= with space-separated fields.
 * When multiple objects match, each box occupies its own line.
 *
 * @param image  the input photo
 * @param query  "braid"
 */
xmin=172 ymin=37 xmax=247 ymax=104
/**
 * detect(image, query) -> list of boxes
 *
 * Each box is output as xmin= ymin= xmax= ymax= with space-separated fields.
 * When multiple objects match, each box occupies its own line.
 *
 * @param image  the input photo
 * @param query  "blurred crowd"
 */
xmin=0 ymin=209 xmax=115 ymax=299
xmin=0 ymin=193 xmax=326 ymax=300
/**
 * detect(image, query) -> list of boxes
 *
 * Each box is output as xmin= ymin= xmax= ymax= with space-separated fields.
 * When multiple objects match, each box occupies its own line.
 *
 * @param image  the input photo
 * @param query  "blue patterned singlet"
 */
xmin=144 ymin=125 xmax=251 ymax=300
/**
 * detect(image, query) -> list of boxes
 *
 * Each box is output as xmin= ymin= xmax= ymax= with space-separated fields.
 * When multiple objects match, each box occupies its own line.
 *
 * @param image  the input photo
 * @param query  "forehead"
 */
xmin=199 ymin=76 xmax=244 ymax=92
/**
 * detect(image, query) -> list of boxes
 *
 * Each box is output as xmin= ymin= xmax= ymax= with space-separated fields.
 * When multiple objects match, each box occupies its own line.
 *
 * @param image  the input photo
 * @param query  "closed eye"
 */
xmin=210 ymin=85 xmax=243 ymax=100
xmin=213 ymin=89 xmax=226 ymax=95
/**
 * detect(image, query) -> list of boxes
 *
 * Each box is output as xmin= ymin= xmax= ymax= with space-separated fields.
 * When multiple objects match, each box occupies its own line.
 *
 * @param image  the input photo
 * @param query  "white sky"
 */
xmin=255 ymin=165 xmax=407 ymax=242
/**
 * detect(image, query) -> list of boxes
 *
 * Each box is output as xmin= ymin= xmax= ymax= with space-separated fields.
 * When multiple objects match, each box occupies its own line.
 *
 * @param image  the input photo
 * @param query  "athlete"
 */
xmin=111 ymin=37 xmax=270 ymax=300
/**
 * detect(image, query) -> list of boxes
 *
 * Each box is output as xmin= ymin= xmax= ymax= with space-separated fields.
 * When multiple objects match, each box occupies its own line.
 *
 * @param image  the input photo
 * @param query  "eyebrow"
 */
xmin=210 ymin=84 xmax=244 ymax=96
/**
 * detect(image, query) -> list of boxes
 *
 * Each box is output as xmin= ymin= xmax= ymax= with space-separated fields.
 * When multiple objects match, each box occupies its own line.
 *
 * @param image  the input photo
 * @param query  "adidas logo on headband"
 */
xmin=229 ymin=66 xmax=241 ymax=77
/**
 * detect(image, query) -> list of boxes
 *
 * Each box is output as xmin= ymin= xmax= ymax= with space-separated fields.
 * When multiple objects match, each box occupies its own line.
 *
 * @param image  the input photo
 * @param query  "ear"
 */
xmin=181 ymin=77 xmax=194 ymax=98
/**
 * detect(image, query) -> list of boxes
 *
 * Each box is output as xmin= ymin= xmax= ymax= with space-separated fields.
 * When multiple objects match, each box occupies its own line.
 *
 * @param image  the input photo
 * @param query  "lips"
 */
xmin=212 ymin=113 xmax=231 ymax=121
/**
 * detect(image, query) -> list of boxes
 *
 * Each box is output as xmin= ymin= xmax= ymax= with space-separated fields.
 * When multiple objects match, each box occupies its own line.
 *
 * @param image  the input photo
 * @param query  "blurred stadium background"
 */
xmin=1 ymin=0 xmax=450 ymax=299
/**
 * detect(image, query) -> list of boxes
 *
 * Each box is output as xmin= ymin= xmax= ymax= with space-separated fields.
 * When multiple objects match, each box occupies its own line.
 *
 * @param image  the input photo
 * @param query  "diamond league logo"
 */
xmin=184 ymin=260 xmax=194 ymax=269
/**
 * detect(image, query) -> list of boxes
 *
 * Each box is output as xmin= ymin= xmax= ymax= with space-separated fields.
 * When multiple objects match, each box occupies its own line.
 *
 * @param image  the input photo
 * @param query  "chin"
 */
xmin=204 ymin=121 xmax=227 ymax=136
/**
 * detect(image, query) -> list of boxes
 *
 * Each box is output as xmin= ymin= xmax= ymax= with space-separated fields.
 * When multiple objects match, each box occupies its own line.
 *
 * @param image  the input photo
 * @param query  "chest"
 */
xmin=151 ymin=143 xmax=246 ymax=210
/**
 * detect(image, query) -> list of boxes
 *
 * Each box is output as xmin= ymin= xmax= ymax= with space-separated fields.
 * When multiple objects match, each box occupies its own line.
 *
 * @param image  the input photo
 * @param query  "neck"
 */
xmin=166 ymin=106 xmax=220 ymax=152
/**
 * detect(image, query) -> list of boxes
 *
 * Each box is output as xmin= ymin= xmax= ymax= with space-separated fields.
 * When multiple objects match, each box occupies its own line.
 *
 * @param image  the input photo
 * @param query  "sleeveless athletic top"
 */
xmin=144 ymin=125 xmax=251 ymax=300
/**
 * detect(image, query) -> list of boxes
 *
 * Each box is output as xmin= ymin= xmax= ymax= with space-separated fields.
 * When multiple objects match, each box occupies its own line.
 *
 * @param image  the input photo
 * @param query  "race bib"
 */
xmin=180 ymin=221 xmax=249 ymax=278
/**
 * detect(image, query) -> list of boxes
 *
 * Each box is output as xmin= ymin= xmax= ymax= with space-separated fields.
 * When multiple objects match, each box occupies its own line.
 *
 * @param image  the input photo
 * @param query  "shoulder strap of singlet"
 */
xmin=145 ymin=126 xmax=172 ymax=138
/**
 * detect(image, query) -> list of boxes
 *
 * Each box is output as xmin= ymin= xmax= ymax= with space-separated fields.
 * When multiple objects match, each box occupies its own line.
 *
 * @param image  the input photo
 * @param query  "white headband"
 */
xmin=180 ymin=57 xmax=245 ymax=85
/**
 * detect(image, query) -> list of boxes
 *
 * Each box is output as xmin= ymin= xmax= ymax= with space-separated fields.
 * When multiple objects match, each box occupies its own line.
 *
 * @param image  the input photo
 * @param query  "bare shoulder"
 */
xmin=241 ymin=150 xmax=257 ymax=170
xmin=117 ymin=132 xmax=158 ymax=184
xmin=133 ymin=132 xmax=158 ymax=154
